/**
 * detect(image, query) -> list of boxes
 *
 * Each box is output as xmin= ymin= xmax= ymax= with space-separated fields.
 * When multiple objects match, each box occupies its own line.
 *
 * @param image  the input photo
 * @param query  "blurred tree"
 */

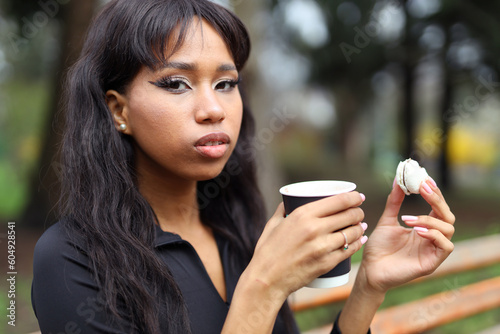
xmin=270 ymin=0 xmax=408 ymax=166
xmin=269 ymin=0 xmax=500 ymax=190
xmin=234 ymin=0 xmax=288 ymax=215
xmin=3 ymin=0 xmax=99 ymax=227
xmin=432 ymin=0 xmax=500 ymax=188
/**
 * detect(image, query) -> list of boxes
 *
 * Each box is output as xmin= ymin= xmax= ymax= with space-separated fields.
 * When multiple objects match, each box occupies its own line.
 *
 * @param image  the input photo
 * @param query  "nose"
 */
xmin=195 ymin=87 xmax=226 ymax=124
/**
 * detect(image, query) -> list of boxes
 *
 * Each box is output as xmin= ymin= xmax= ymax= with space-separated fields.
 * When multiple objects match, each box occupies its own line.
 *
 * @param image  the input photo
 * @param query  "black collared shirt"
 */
xmin=31 ymin=223 xmax=301 ymax=333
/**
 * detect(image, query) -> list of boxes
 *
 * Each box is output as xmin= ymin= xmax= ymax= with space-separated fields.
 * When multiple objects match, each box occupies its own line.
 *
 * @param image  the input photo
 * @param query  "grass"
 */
xmin=294 ymin=263 xmax=500 ymax=333
xmin=293 ymin=189 xmax=500 ymax=334
xmin=0 ymin=79 xmax=51 ymax=218
xmin=2 ymin=78 xmax=499 ymax=333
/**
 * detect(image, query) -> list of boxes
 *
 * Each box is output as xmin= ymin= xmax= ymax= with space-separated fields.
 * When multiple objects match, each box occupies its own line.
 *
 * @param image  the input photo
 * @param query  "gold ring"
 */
xmin=341 ymin=231 xmax=348 ymax=250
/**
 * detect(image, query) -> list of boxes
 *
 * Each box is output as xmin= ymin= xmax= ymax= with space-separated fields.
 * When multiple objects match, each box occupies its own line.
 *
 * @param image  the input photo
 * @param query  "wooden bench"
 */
xmin=289 ymin=234 xmax=500 ymax=334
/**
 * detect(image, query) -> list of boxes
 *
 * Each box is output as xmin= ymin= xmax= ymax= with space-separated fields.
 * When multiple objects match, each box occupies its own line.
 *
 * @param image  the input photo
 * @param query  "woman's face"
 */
xmin=107 ymin=20 xmax=243 ymax=183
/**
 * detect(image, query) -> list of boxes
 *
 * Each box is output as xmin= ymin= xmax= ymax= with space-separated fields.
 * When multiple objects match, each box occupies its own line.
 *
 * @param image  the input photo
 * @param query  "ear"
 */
xmin=106 ymin=90 xmax=131 ymax=134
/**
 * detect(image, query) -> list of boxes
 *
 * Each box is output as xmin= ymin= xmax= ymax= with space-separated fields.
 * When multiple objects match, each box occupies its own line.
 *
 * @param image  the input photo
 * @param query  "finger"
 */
xmin=260 ymin=203 xmax=285 ymax=239
xmin=308 ymin=223 xmax=367 ymax=277
xmin=320 ymin=232 xmax=368 ymax=275
xmin=324 ymin=222 xmax=368 ymax=252
xmin=266 ymin=202 xmax=285 ymax=228
xmin=274 ymin=202 xmax=286 ymax=220
xmin=295 ymin=222 xmax=367 ymax=272
xmin=428 ymin=177 xmax=444 ymax=197
xmin=293 ymin=191 xmax=365 ymax=218
xmin=419 ymin=179 xmax=455 ymax=225
xmin=319 ymin=207 xmax=365 ymax=233
xmin=414 ymin=227 xmax=455 ymax=257
xmin=378 ymin=180 xmax=405 ymax=226
xmin=401 ymin=215 xmax=455 ymax=240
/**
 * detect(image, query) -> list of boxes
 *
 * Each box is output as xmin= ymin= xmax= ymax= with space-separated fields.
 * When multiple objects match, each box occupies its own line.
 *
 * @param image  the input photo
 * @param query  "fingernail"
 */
xmin=402 ymin=215 xmax=419 ymax=222
xmin=361 ymin=235 xmax=368 ymax=245
xmin=360 ymin=222 xmax=368 ymax=231
xmin=414 ymin=226 xmax=429 ymax=233
xmin=392 ymin=176 xmax=397 ymax=189
xmin=422 ymin=182 xmax=433 ymax=194
xmin=360 ymin=193 xmax=366 ymax=202
xmin=428 ymin=177 xmax=437 ymax=188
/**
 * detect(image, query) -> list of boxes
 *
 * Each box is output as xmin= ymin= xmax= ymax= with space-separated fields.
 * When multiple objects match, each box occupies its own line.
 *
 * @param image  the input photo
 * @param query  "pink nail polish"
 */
xmin=361 ymin=235 xmax=368 ymax=245
xmin=428 ymin=177 xmax=437 ymax=188
xmin=360 ymin=193 xmax=366 ymax=202
xmin=402 ymin=215 xmax=419 ymax=222
xmin=392 ymin=176 xmax=397 ymax=189
xmin=414 ymin=226 xmax=429 ymax=233
xmin=422 ymin=182 xmax=433 ymax=194
xmin=360 ymin=222 xmax=368 ymax=231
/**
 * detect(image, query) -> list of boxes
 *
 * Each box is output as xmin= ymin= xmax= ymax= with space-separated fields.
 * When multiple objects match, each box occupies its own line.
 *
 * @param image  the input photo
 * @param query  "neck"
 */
xmin=135 ymin=154 xmax=202 ymax=235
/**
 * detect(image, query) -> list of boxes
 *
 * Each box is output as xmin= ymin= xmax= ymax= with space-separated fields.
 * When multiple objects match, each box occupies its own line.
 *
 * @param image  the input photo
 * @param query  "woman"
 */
xmin=31 ymin=0 xmax=455 ymax=333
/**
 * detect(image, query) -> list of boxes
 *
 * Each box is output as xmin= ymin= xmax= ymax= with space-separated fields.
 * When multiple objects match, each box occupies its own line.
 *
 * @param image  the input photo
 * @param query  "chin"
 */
xmin=187 ymin=164 xmax=223 ymax=181
xmin=196 ymin=170 xmax=226 ymax=182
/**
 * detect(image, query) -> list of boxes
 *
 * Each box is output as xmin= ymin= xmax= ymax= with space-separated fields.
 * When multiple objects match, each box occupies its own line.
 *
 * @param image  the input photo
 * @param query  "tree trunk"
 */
xmin=234 ymin=0 xmax=286 ymax=216
xmin=21 ymin=0 xmax=98 ymax=228
xmin=334 ymin=85 xmax=360 ymax=167
xmin=402 ymin=0 xmax=416 ymax=160
xmin=403 ymin=61 xmax=415 ymax=159
xmin=438 ymin=31 xmax=452 ymax=191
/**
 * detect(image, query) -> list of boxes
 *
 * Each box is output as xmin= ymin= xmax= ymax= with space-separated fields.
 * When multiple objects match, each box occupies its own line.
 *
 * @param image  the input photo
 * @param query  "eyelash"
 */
xmin=218 ymin=77 xmax=241 ymax=90
xmin=150 ymin=77 xmax=189 ymax=92
xmin=150 ymin=76 xmax=241 ymax=93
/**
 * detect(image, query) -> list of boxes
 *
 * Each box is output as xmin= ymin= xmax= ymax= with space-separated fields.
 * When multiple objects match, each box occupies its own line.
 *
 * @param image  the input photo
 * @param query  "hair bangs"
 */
xmin=114 ymin=0 xmax=251 ymax=73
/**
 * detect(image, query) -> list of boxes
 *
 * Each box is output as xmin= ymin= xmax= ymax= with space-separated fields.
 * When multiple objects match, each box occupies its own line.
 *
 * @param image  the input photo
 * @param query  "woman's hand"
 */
xmin=224 ymin=192 xmax=367 ymax=334
xmin=359 ymin=178 xmax=455 ymax=294
xmin=338 ymin=178 xmax=455 ymax=334
xmin=248 ymin=191 xmax=367 ymax=298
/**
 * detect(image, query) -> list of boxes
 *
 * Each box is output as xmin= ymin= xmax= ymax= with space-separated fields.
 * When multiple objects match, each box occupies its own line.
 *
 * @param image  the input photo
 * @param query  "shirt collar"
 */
xmin=154 ymin=225 xmax=183 ymax=247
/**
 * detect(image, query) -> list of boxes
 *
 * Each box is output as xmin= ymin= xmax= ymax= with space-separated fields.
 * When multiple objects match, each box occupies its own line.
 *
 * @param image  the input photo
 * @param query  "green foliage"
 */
xmin=2 ymin=0 xmax=65 ymax=24
xmin=294 ymin=262 xmax=500 ymax=333
xmin=293 ymin=190 xmax=500 ymax=333
xmin=0 ymin=161 xmax=27 ymax=218
xmin=0 ymin=79 xmax=50 ymax=219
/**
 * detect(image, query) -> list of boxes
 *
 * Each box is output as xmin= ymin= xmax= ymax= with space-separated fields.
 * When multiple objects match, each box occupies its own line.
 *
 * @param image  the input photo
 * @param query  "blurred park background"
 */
xmin=0 ymin=0 xmax=499 ymax=333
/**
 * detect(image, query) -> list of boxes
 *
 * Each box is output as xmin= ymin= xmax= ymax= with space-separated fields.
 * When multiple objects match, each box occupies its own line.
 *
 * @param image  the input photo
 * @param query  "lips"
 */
xmin=194 ymin=132 xmax=230 ymax=159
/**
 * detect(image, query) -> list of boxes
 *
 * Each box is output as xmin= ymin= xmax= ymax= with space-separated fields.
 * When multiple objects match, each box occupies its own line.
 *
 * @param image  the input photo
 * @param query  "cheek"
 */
xmin=128 ymin=91 xmax=183 ymax=132
xmin=127 ymin=100 xmax=188 ymax=153
xmin=230 ymin=96 xmax=244 ymax=135
xmin=235 ymin=105 xmax=243 ymax=131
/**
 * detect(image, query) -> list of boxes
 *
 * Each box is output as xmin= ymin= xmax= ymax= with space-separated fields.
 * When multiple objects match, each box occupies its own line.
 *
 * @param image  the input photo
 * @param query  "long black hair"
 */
xmin=58 ymin=0 xmax=273 ymax=333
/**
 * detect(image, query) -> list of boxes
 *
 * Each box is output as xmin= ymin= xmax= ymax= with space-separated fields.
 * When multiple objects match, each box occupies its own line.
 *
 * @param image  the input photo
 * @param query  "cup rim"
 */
xmin=279 ymin=180 xmax=357 ymax=197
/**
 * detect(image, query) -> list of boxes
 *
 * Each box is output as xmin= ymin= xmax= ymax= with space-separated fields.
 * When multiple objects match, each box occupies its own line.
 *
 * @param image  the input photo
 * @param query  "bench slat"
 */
xmin=371 ymin=276 xmax=500 ymax=333
xmin=290 ymin=234 xmax=500 ymax=312
xmin=303 ymin=277 xmax=500 ymax=334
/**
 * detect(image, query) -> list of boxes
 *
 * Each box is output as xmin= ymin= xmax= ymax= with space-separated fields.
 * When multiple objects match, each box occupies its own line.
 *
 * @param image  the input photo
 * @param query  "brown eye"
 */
xmin=215 ymin=78 xmax=240 ymax=92
xmin=150 ymin=77 xmax=190 ymax=93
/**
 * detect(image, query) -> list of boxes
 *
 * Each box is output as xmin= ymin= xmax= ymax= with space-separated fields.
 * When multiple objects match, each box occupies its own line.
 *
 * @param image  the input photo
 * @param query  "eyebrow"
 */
xmin=163 ymin=61 xmax=237 ymax=72
xmin=217 ymin=64 xmax=238 ymax=72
